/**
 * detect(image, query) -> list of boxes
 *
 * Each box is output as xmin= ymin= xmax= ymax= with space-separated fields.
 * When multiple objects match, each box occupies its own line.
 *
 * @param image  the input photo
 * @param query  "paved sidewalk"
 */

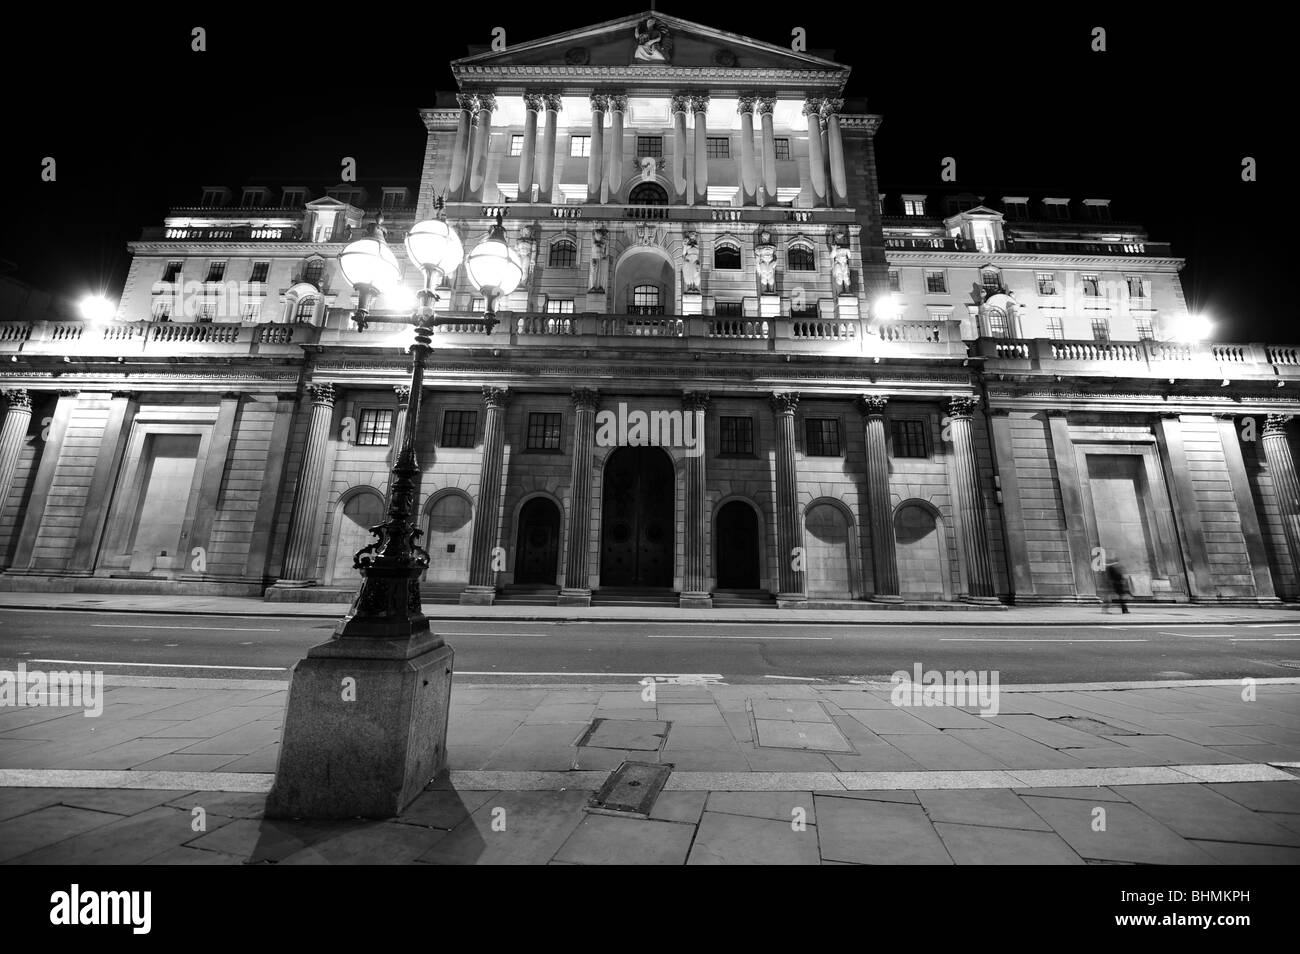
xmin=3 ymin=590 xmax=1300 ymax=624
xmin=1 ymin=675 xmax=1298 ymax=863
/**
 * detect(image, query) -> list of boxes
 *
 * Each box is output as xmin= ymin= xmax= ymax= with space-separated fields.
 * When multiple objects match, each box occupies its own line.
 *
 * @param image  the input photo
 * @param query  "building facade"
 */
xmin=3 ymin=12 xmax=1300 ymax=608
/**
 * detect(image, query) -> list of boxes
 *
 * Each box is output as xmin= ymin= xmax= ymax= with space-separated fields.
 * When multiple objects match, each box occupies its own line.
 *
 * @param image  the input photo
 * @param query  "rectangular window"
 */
xmin=889 ymin=419 xmax=927 ymax=458
xmin=986 ymin=311 xmax=1008 ymax=338
xmin=888 ymin=269 xmax=901 ymax=292
xmin=162 ymin=261 xmax=183 ymax=283
xmin=196 ymin=303 xmax=215 ymax=322
xmin=441 ymin=410 xmax=478 ymax=448
xmin=152 ymin=301 xmax=172 ymax=320
xmin=1004 ymin=201 xmax=1027 ymax=219
xmin=205 ymin=262 xmax=226 ymax=282
xmin=283 ymin=190 xmax=305 ymax=208
xmin=791 ymin=303 xmax=818 ymax=318
xmin=773 ymin=138 xmax=791 ymax=160
xmin=1045 ymin=315 xmax=1064 ymax=339
xmin=241 ymin=302 xmax=261 ymax=321
xmin=471 ymin=297 xmax=486 ymax=312
xmin=1127 ymin=275 xmax=1148 ymax=298
xmin=715 ymin=301 xmax=743 ymax=317
xmin=1091 ymin=316 xmax=1111 ymax=341
xmin=509 ymin=134 xmax=524 ymax=157
xmin=357 ymin=408 xmax=394 ymax=446
xmin=719 ymin=416 xmax=754 ymax=456
xmin=545 ymin=299 xmax=575 ymax=314
xmin=706 ymin=137 xmax=730 ymax=159
xmin=381 ymin=191 xmax=404 ymax=209
xmin=904 ymin=197 xmax=926 ymax=216
xmin=526 ymin=412 xmax=562 ymax=451
xmin=304 ymin=260 xmax=326 ymax=286
xmin=1036 ymin=272 xmax=1057 ymax=295
xmin=636 ymin=136 xmax=663 ymax=158
xmin=249 ymin=261 xmax=269 ymax=283
xmin=1134 ymin=317 xmax=1154 ymax=340
xmin=1081 ymin=273 xmax=1101 ymax=297
xmin=570 ymin=135 xmax=591 ymax=157
xmin=805 ymin=418 xmax=841 ymax=456
xmin=925 ymin=270 xmax=947 ymax=294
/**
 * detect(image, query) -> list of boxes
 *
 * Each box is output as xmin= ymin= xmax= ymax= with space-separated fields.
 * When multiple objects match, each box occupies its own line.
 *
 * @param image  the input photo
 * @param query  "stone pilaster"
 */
xmin=691 ymin=93 xmax=710 ymax=206
xmin=467 ymin=92 xmax=496 ymax=201
xmin=680 ymin=391 xmax=711 ymax=607
xmin=948 ymin=396 xmax=998 ymax=603
xmin=757 ymin=97 xmax=777 ymax=203
xmin=671 ymin=94 xmax=691 ymax=203
xmin=803 ymin=96 xmax=828 ymax=207
xmin=449 ymin=93 xmax=476 ymax=200
xmin=517 ymin=92 xmax=543 ymax=202
xmin=537 ymin=93 xmax=561 ymax=203
xmin=822 ymin=97 xmax=847 ymax=206
xmin=737 ymin=95 xmax=759 ymax=207
xmin=1262 ymin=415 xmax=1300 ymax=587
xmin=388 ymin=385 xmax=412 ymax=493
xmin=559 ymin=388 xmax=601 ymax=605
xmin=770 ymin=391 xmax=805 ymax=604
xmin=857 ymin=395 xmax=900 ymax=600
xmin=0 ymin=390 xmax=33 ymax=524
xmin=588 ymin=94 xmax=608 ymax=204
xmin=277 ymin=383 xmax=336 ymax=586
xmin=461 ymin=386 xmax=511 ymax=605
xmin=607 ymin=93 xmax=627 ymax=197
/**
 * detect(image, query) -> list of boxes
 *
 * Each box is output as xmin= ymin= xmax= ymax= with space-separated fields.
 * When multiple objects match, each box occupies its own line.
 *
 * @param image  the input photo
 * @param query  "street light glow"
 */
xmin=1173 ymin=313 xmax=1214 ymax=343
xmin=79 ymin=295 xmax=115 ymax=324
xmin=873 ymin=294 xmax=901 ymax=321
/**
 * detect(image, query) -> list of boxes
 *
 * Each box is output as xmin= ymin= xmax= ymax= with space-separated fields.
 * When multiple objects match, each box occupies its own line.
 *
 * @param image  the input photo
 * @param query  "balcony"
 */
xmin=976 ymin=337 xmax=1300 ymax=381
xmin=456 ymin=201 xmax=855 ymax=225
xmin=0 ymin=319 xmax=318 ymax=357
xmin=140 ymin=226 xmax=306 ymax=243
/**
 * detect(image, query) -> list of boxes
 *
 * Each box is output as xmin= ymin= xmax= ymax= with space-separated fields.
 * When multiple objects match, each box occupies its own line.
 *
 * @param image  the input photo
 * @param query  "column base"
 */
xmin=679 ymin=591 xmax=713 ymax=609
xmin=266 ymin=638 xmax=454 ymax=820
xmin=775 ymin=592 xmax=807 ymax=608
xmin=271 ymin=579 xmax=318 ymax=589
xmin=960 ymin=595 xmax=1004 ymax=606
xmin=872 ymin=594 xmax=904 ymax=603
xmin=557 ymin=587 xmax=592 ymax=607
xmin=459 ymin=585 xmax=497 ymax=606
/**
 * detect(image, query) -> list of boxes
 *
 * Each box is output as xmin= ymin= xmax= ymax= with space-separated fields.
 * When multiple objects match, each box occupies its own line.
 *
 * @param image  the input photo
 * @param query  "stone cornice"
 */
xmin=837 ymin=113 xmax=883 ymax=133
xmin=449 ymin=65 xmax=848 ymax=92
xmin=128 ymin=242 xmax=350 ymax=255
xmin=884 ymin=250 xmax=1186 ymax=270
xmin=420 ymin=108 xmax=463 ymax=130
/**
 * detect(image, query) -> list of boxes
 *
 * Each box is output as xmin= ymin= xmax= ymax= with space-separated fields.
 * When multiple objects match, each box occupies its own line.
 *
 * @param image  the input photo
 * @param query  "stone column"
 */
xmin=587 ymin=94 xmax=608 ymax=204
xmin=387 ymin=386 xmax=411 ymax=499
xmin=803 ymin=96 xmax=828 ymax=207
xmin=0 ymin=389 xmax=33 ymax=519
xmin=537 ymin=94 xmax=561 ymax=203
xmin=461 ymin=386 xmax=511 ymax=605
xmin=757 ymin=96 xmax=777 ymax=204
xmin=559 ymin=388 xmax=600 ymax=605
xmin=517 ymin=92 xmax=542 ymax=202
xmin=822 ymin=97 xmax=847 ymax=206
xmin=680 ymin=391 xmax=712 ymax=607
xmin=770 ymin=391 xmax=806 ymax=604
xmin=467 ymin=92 xmax=496 ymax=201
xmin=948 ymin=396 xmax=999 ymax=603
xmin=857 ymin=395 xmax=900 ymax=600
xmin=1262 ymin=414 xmax=1300 ymax=588
xmin=277 ymin=383 xmax=336 ymax=586
xmin=607 ymin=93 xmax=627 ymax=199
xmin=738 ymin=95 xmax=758 ymax=207
xmin=671 ymin=94 xmax=690 ymax=203
xmin=448 ymin=93 xmax=476 ymax=200
xmin=691 ymin=93 xmax=710 ymax=206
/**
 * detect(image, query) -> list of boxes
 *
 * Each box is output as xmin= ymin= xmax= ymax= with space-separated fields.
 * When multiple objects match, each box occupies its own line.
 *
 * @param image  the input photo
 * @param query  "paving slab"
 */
xmin=582 ymin=719 xmax=668 ymax=751
xmin=1205 ymin=780 xmax=1300 ymax=814
xmin=9 ymin=804 xmax=232 ymax=865
xmin=688 ymin=810 xmax=820 ymax=865
xmin=705 ymin=791 xmax=815 ymax=824
xmin=1117 ymin=784 xmax=1300 ymax=847
xmin=0 ymin=804 xmax=124 ymax=862
xmin=1019 ymin=795 xmax=1215 ymax=865
xmin=398 ymin=789 xmax=498 ymax=830
xmin=917 ymin=789 xmax=1052 ymax=831
xmin=751 ymin=700 xmax=831 ymax=723
xmin=553 ymin=814 xmax=694 ymax=865
xmin=933 ymin=822 xmax=1085 ymax=864
xmin=277 ymin=822 xmax=448 ymax=864
xmin=417 ymin=789 xmax=591 ymax=865
xmin=754 ymin=720 xmax=851 ymax=752
xmin=813 ymin=795 xmax=952 ymax=864
xmin=649 ymin=790 xmax=707 ymax=824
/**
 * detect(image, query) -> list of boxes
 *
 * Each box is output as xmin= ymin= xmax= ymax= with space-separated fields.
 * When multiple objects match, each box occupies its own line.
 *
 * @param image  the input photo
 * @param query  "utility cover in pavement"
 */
xmin=589 ymin=761 xmax=672 ymax=816
xmin=578 ymin=718 xmax=670 ymax=751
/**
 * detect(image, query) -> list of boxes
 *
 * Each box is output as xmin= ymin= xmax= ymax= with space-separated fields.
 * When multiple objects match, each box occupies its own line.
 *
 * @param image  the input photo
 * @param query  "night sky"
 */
xmin=2 ymin=7 xmax=1284 ymax=339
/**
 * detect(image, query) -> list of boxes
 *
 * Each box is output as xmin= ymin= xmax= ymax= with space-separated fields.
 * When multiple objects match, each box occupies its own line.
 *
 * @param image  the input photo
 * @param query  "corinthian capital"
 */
xmin=820 ymin=97 xmax=845 ymax=117
xmin=523 ymin=92 xmax=545 ymax=112
xmin=681 ymin=391 xmax=711 ymax=412
xmin=769 ymin=391 xmax=800 ymax=414
xmin=455 ymin=93 xmax=478 ymax=112
xmin=307 ymin=383 xmax=336 ymax=407
xmin=802 ymin=95 xmax=826 ymax=116
xmin=571 ymin=387 xmax=601 ymax=411
xmin=689 ymin=93 xmax=711 ymax=113
xmin=482 ymin=386 xmax=512 ymax=409
xmin=608 ymin=93 xmax=628 ymax=112
xmin=856 ymin=395 xmax=888 ymax=417
xmin=755 ymin=96 xmax=776 ymax=116
xmin=590 ymin=93 xmax=610 ymax=112
xmin=1264 ymin=414 xmax=1293 ymax=437
xmin=947 ymin=396 xmax=979 ymax=419
xmin=737 ymin=94 xmax=758 ymax=114
xmin=670 ymin=93 xmax=692 ymax=114
xmin=2 ymin=388 xmax=32 ymax=410
xmin=543 ymin=92 xmax=563 ymax=112
xmin=476 ymin=92 xmax=497 ymax=113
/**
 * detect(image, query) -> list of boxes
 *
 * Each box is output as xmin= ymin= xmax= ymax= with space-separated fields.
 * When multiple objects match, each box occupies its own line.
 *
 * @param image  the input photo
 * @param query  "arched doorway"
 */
xmin=716 ymin=500 xmax=760 ymax=589
xmin=614 ymin=248 xmax=675 ymax=315
xmin=514 ymin=497 xmax=561 ymax=585
xmin=330 ymin=489 xmax=385 ymax=584
xmin=804 ymin=502 xmax=855 ymax=598
xmin=424 ymin=492 xmax=472 ymax=583
xmin=895 ymin=503 xmax=948 ymax=599
xmin=628 ymin=181 xmax=668 ymax=205
xmin=600 ymin=446 xmax=674 ymax=588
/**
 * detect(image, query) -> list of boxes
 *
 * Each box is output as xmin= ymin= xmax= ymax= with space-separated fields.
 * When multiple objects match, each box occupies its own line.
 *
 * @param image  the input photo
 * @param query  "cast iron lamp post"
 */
xmin=267 ymin=202 xmax=521 ymax=819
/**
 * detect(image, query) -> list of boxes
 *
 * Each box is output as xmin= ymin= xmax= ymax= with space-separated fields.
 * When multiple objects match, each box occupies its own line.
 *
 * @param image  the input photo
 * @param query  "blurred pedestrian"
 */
xmin=1104 ymin=560 xmax=1130 ymax=614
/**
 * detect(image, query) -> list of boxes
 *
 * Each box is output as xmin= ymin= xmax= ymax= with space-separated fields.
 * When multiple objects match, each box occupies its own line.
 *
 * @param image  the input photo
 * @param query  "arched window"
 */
xmin=303 ymin=260 xmax=325 ymax=287
xmin=787 ymin=244 xmax=815 ymax=271
xmin=981 ymin=268 xmax=1002 ymax=296
xmin=295 ymin=296 xmax=318 ymax=324
xmin=714 ymin=242 xmax=741 ymax=270
xmin=548 ymin=240 xmax=577 ymax=268
xmin=985 ymin=308 xmax=1009 ymax=339
xmin=628 ymin=182 xmax=668 ymax=205
xmin=631 ymin=284 xmax=663 ymax=315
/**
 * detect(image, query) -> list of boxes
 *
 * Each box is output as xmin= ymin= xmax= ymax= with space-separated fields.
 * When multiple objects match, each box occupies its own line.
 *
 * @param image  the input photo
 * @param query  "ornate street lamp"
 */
xmin=268 ymin=198 xmax=513 ymax=820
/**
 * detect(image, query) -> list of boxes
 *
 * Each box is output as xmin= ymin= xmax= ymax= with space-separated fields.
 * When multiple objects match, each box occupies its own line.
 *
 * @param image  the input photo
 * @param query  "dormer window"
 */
xmin=283 ymin=189 xmax=306 ymax=208
xmin=1083 ymin=199 xmax=1112 ymax=222
xmin=1001 ymin=197 xmax=1028 ymax=219
xmin=381 ymin=189 xmax=407 ymax=210
xmin=1043 ymin=198 xmax=1070 ymax=220
xmin=241 ymin=189 xmax=268 ymax=208
xmin=903 ymin=195 xmax=926 ymax=217
xmin=200 ymin=188 xmax=226 ymax=207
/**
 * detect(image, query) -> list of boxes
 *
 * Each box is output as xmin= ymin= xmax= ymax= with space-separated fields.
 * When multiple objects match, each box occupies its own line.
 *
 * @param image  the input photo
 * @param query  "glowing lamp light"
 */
xmin=338 ymin=226 xmax=401 ymax=320
xmin=872 ymin=294 xmax=901 ymax=322
xmin=380 ymin=283 xmax=417 ymax=313
xmin=79 ymin=295 xmax=116 ymax=324
xmin=404 ymin=218 xmax=464 ymax=283
xmin=1173 ymin=313 xmax=1213 ymax=343
xmin=465 ymin=216 xmax=523 ymax=316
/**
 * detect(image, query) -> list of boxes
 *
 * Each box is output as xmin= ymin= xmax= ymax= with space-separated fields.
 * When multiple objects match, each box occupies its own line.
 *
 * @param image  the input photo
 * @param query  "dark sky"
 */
xmin=2 ymin=6 xmax=1284 ymax=339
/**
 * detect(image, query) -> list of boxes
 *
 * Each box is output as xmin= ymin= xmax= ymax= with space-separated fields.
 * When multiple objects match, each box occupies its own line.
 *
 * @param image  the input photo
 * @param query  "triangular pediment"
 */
xmin=453 ymin=12 xmax=848 ymax=83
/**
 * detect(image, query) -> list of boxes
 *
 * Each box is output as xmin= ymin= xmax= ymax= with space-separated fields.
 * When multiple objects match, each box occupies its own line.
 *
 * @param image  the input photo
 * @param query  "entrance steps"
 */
xmin=711 ymin=588 xmax=777 ymax=608
xmin=496 ymin=585 xmax=561 ymax=606
xmin=591 ymin=587 xmax=680 ymax=607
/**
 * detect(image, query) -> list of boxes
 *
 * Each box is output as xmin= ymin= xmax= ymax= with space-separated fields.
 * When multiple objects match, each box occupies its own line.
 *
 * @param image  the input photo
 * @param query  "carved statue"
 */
xmin=755 ymin=245 xmax=777 ymax=294
xmin=682 ymin=231 xmax=701 ymax=292
xmin=589 ymin=226 xmax=608 ymax=291
xmin=638 ymin=155 xmax=657 ymax=182
xmin=634 ymin=17 xmax=671 ymax=61
xmin=513 ymin=228 xmax=538 ymax=284
xmin=831 ymin=247 xmax=851 ymax=294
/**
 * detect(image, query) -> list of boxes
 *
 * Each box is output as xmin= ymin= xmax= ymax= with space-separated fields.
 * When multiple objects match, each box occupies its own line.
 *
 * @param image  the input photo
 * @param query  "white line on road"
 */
xmin=89 ymin=624 xmax=280 ymax=632
xmin=1229 ymin=637 xmax=1300 ymax=641
xmin=31 ymin=658 xmax=287 ymax=672
xmin=763 ymin=674 xmax=823 ymax=681
xmin=1160 ymin=632 xmax=1238 ymax=638
xmin=644 ymin=634 xmax=832 ymax=640
xmin=457 ymin=671 xmax=724 ymax=678
xmin=937 ymin=638 xmax=1146 ymax=643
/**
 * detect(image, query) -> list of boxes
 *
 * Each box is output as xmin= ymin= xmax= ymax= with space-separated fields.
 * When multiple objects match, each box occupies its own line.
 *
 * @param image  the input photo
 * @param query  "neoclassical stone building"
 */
xmin=3 ymin=11 xmax=1300 ymax=607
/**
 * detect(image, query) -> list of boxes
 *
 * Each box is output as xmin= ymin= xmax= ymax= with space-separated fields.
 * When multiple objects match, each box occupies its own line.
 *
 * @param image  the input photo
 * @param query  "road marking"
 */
xmin=444 ymin=633 xmax=546 ymax=638
xmin=31 ymin=658 xmax=287 ymax=672
xmin=938 ymin=638 xmax=1146 ymax=643
xmin=763 ymin=674 xmax=823 ymax=681
xmin=90 ymin=624 xmax=280 ymax=632
xmin=1160 ymin=632 xmax=1237 ymax=638
xmin=644 ymin=633 xmax=831 ymax=641
xmin=458 ymin=671 xmax=725 ymax=678
xmin=1229 ymin=637 xmax=1300 ymax=641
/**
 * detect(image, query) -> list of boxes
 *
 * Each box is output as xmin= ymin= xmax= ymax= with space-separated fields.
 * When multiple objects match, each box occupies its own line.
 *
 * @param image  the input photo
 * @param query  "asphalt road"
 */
xmin=2 ymin=607 xmax=1300 ymax=685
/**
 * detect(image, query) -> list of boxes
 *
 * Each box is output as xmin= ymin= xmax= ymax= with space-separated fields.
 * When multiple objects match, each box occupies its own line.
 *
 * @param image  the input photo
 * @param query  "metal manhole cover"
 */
xmin=589 ymin=760 xmax=672 ymax=816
